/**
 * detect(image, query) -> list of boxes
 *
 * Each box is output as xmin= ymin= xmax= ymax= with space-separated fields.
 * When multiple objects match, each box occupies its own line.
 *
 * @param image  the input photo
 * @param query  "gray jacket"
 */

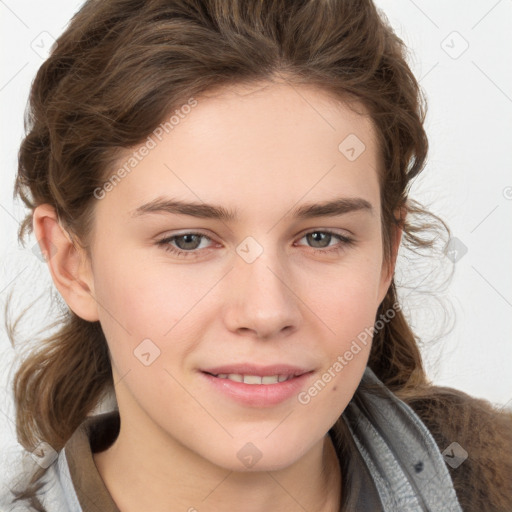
xmin=1 ymin=367 xmax=462 ymax=511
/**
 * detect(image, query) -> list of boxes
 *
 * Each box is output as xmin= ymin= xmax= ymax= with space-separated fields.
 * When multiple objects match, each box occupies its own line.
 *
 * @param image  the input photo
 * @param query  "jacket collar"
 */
xmin=58 ymin=366 xmax=461 ymax=511
xmin=63 ymin=410 xmax=120 ymax=511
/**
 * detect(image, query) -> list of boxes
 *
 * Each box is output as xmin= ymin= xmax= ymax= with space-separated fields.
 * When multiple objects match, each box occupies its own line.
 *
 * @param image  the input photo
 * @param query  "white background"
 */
xmin=1 ymin=0 xmax=511 ymax=485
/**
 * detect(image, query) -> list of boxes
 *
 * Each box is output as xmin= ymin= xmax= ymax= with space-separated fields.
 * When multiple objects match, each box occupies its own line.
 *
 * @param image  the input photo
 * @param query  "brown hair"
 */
xmin=6 ymin=0 xmax=510 ymax=510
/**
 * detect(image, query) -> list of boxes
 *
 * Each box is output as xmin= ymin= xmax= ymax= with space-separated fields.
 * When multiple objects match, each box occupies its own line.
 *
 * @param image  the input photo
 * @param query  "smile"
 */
xmin=210 ymin=373 xmax=295 ymax=384
xmin=200 ymin=369 xmax=314 ymax=407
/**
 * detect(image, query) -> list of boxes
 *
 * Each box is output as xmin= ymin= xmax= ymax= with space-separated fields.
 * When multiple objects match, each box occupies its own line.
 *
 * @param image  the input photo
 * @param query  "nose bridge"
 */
xmin=224 ymin=235 xmax=301 ymax=337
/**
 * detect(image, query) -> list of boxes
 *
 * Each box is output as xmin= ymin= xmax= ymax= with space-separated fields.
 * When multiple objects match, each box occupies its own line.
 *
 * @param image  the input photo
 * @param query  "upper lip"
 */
xmin=201 ymin=363 xmax=313 ymax=377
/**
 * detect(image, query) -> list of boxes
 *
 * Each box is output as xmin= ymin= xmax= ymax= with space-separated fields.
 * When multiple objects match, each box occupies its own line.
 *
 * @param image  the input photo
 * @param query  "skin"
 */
xmin=34 ymin=80 xmax=402 ymax=512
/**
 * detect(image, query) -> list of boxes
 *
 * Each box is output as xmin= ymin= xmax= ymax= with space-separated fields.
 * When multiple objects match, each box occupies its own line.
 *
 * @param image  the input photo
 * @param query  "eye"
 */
xmin=156 ymin=232 xmax=214 ymax=258
xmin=156 ymin=229 xmax=355 ymax=259
xmin=296 ymin=229 xmax=355 ymax=255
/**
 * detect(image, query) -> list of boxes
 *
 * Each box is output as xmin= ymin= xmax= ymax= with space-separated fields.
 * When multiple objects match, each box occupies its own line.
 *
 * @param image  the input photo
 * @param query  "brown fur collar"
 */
xmin=405 ymin=386 xmax=512 ymax=512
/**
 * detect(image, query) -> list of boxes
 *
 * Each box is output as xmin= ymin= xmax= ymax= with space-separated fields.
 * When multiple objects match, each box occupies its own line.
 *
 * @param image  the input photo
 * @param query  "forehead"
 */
xmin=95 ymin=81 xmax=381 ymax=225
xmin=183 ymin=80 xmax=377 ymax=153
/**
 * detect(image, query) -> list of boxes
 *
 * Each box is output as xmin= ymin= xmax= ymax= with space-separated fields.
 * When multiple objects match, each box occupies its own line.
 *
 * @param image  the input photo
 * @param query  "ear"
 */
xmin=32 ymin=204 xmax=100 ymax=322
xmin=377 ymin=206 xmax=405 ymax=304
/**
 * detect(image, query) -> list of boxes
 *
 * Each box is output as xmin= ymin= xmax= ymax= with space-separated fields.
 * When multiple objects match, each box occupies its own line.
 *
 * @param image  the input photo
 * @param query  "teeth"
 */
xmin=244 ymin=375 xmax=262 ymax=384
xmin=214 ymin=373 xmax=293 ymax=384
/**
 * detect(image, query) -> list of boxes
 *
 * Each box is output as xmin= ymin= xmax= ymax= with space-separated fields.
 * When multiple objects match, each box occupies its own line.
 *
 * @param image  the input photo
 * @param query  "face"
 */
xmin=84 ymin=81 xmax=394 ymax=471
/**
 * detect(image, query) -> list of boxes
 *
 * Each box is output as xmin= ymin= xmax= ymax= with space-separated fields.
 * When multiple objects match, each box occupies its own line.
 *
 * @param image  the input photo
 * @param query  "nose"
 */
xmin=222 ymin=242 xmax=302 ymax=340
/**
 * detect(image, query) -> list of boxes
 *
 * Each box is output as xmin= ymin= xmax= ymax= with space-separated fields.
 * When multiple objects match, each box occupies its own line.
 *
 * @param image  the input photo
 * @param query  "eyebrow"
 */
xmin=130 ymin=196 xmax=373 ymax=221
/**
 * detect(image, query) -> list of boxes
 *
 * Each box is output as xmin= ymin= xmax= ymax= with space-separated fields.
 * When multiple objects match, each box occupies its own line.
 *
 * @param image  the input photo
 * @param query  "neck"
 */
xmin=93 ymin=412 xmax=341 ymax=512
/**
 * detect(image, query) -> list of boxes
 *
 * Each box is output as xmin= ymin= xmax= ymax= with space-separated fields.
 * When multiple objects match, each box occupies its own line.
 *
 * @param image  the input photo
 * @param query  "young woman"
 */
xmin=2 ymin=0 xmax=511 ymax=511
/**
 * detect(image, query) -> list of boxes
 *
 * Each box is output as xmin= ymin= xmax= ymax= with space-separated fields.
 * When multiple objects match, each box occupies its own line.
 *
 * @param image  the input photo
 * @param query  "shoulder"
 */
xmin=404 ymin=385 xmax=512 ymax=512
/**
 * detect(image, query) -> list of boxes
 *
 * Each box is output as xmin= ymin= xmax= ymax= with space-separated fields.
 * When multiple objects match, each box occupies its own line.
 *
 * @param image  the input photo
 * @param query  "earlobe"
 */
xmin=32 ymin=204 xmax=100 ymax=322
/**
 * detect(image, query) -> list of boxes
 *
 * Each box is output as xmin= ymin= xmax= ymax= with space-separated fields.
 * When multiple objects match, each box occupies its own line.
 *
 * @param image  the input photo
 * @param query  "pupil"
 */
xmin=309 ymin=232 xmax=329 ymax=248
xmin=178 ymin=234 xmax=199 ymax=249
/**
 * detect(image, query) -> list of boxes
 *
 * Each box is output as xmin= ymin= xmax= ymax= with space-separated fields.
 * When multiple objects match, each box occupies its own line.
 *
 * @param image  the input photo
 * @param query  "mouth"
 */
xmin=201 ymin=363 xmax=312 ymax=382
xmin=202 ymin=372 xmax=303 ymax=384
xmin=199 ymin=364 xmax=314 ymax=407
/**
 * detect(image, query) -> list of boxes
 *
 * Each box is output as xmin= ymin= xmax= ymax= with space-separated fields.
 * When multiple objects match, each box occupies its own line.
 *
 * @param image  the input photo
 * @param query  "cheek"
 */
xmin=306 ymin=255 xmax=384 ymax=339
xmin=91 ymin=249 xmax=215 ymax=381
xmin=297 ymin=282 xmax=377 ymax=427
xmin=92 ymin=247 xmax=197 ymax=335
xmin=298 ymin=258 xmax=383 ymax=404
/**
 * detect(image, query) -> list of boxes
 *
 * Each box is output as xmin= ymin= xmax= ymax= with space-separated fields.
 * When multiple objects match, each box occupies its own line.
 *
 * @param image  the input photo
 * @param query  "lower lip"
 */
xmin=200 ymin=371 xmax=313 ymax=407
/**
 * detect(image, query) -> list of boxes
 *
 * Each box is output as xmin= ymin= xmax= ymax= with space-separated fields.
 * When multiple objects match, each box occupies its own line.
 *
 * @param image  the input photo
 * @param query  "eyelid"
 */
xmin=156 ymin=227 xmax=351 ymax=242
xmin=298 ymin=226 xmax=354 ymax=239
xmin=156 ymin=227 xmax=355 ymax=258
xmin=155 ymin=228 xmax=216 ymax=245
xmin=155 ymin=230 xmax=217 ymax=257
xmin=296 ymin=228 xmax=355 ymax=251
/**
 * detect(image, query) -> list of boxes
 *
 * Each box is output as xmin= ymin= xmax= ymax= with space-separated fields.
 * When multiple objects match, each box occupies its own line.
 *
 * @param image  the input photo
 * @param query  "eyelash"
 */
xmin=156 ymin=230 xmax=355 ymax=259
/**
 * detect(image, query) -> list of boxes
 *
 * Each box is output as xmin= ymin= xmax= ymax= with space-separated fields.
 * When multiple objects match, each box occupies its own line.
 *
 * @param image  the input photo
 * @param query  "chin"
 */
xmin=205 ymin=436 xmax=315 ymax=473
